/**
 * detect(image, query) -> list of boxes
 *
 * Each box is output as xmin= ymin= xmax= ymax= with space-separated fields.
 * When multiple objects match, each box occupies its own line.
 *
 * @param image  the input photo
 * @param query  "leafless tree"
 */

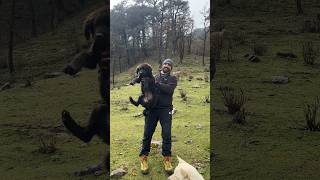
xmin=296 ymin=0 xmax=303 ymax=15
xmin=29 ymin=0 xmax=37 ymax=37
xmin=186 ymin=18 xmax=194 ymax=54
xmin=201 ymin=5 xmax=210 ymax=66
xmin=210 ymin=6 xmax=216 ymax=80
xmin=49 ymin=0 xmax=56 ymax=31
xmin=8 ymin=0 xmax=16 ymax=78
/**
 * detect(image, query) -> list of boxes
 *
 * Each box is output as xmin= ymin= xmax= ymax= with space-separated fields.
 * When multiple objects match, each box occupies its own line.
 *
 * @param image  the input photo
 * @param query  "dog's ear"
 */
xmin=147 ymin=64 xmax=152 ymax=73
xmin=136 ymin=66 xmax=140 ymax=75
xmin=84 ymin=20 xmax=93 ymax=40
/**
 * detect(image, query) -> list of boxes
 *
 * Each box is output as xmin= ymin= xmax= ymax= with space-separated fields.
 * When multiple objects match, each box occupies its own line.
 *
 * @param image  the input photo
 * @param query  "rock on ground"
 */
xmin=272 ymin=76 xmax=289 ymax=84
xmin=44 ymin=72 xmax=64 ymax=79
xmin=110 ymin=167 xmax=127 ymax=178
xmin=276 ymin=52 xmax=297 ymax=59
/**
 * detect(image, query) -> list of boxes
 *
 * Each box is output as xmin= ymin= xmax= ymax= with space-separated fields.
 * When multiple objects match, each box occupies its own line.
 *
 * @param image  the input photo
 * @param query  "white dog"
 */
xmin=168 ymin=156 xmax=205 ymax=180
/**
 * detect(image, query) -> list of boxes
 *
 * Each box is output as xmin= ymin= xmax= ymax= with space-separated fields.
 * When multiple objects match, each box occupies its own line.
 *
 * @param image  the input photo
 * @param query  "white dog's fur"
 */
xmin=168 ymin=156 xmax=205 ymax=180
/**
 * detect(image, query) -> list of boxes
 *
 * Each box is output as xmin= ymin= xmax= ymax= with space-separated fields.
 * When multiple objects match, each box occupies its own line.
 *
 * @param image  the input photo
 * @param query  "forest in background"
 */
xmin=0 ymin=0 xmax=102 ymax=83
xmin=110 ymin=0 xmax=210 ymax=80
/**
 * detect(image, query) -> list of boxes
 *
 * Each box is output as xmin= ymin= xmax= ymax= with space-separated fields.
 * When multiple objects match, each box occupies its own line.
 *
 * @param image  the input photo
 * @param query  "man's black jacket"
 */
xmin=154 ymin=73 xmax=177 ymax=109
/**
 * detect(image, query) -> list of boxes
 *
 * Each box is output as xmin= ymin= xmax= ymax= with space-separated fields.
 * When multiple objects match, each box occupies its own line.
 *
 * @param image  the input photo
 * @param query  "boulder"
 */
xmin=110 ymin=167 xmax=127 ymax=178
xmin=44 ymin=72 xmax=64 ymax=79
xmin=272 ymin=76 xmax=289 ymax=84
xmin=276 ymin=52 xmax=297 ymax=59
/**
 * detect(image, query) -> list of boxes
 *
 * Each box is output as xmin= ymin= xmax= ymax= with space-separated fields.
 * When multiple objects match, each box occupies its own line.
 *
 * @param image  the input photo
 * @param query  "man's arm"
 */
xmin=156 ymin=76 xmax=177 ymax=95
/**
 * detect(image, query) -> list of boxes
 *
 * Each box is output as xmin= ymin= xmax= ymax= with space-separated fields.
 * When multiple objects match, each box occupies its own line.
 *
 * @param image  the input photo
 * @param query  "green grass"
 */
xmin=0 ymin=55 xmax=209 ymax=179
xmin=0 ymin=0 xmax=104 ymax=83
xmin=212 ymin=1 xmax=320 ymax=179
xmin=0 ymin=69 xmax=107 ymax=179
xmin=0 ymin=2 xmax=108 ymax=179
xmin=110 ymin=56 xmax=210 ymax=179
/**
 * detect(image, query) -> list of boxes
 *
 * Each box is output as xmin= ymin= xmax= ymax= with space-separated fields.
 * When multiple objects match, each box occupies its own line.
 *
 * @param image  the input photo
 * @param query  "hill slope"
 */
xmin=0 ymin=1 xmax=107 ymax=179
xmin=212 ymin=0 xmax=320 ymax=179
xmin=110 ymin=56 xmax=210 ymax=179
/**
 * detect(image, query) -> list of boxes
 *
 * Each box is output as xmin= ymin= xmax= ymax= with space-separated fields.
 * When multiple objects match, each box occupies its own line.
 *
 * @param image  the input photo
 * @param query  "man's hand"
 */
xmin=155 ymin=76 xmax=177 ymax=95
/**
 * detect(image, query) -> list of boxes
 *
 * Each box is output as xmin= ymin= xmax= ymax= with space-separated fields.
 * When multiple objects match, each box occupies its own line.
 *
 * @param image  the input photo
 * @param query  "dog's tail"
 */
xmin=176 ymin=156 xmax=187 ymax=164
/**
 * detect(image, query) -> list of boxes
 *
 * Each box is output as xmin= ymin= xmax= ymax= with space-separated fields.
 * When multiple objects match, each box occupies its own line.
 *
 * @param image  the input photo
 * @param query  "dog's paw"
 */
xmin=63 ymin=65 xmax=77 ymax=76
xmin=62 ymin=110 xmax=71 ymax=123
xmin=129 ymin=97 xmax=139 ymax=107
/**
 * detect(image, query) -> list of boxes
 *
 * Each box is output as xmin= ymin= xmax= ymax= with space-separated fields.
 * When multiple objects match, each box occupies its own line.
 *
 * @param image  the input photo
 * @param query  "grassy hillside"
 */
xmin=110 ymin=56 xmax=210 ymax=179
xmin=0 ymin=1 xmax=108 ymax=179
xmin=0 ymin=0 xmax=104 ymax=83
xmin=212 ymin=0 xmax=320 ymax=179
xmin=0 ymin=69 xmax=107 ymax=179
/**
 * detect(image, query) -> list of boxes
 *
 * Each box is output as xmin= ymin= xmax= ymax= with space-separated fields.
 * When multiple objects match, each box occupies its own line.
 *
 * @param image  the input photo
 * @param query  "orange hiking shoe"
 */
xmin=140 ymin=155 xmax=149 ymax=174
xmin=163 ymin=156 xmax=174 ymax=174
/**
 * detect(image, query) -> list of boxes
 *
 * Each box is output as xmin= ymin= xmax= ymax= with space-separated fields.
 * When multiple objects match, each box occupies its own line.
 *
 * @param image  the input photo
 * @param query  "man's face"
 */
xmin=161 ymin=63 xmax=172 ymax=73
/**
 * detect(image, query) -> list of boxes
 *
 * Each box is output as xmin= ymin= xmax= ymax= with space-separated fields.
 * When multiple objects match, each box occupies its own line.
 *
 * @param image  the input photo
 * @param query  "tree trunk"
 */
xmin=187 ymin=34 xmax=192 ymax=54
xmin=296 ymin=0 xmax=303 ymax=15
xmin=50 ymin=0 xmax=56 ymax=31
xmin=179 ymin=35 xmax=185 ymax=64
xmin=8 ymin=0 xmax=16 ymax=77
xmin=118 ymin=53 xmax=122 ymax=73
xmin=142 ymin=26 xmax=147 ymax=57
xmin=210 ymin=4 xmax=216 ymax=80
xmin=123 ymin=30 xmax=130 ymax=66
xmin=29 ymin=0 xmax=37 ymax=37
xmin=211 ymin=0 xmax=214 ymax=16
xmin=158 ymin=21 xmax=163 ymax=64
xmin=112 ymin=57 xmax=115 ymax=87
xmin=158 ymin=0 xmax=165 ymax=65
xmin=202 ymin=27 xmax=207 ymax=66
xmin=56 ymin=0 xmax=71 ymax=22
xmin=132 ymin=35 xmax=136 ymax=66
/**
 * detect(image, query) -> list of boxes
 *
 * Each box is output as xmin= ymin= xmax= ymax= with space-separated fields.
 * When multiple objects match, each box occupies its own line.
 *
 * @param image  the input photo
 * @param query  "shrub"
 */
xmin=302 ymin=41 xmax=318 ymax=65
xmin=232 ymin=31 xmax=247 ymax=45
xmin=179 ymin=89 xmax=187 ymax=101
xmin=203 ymin=95 xmax=210 ymax=103
xmin=38 ymin=136 xmax=57 ymax=154
xmin=220 ymin=86 xmax=246 ymax=114
xmin=233 ymin=108 xmax=246 ymax=124
xmin=304 ymin=97 xmax=320 ymax=131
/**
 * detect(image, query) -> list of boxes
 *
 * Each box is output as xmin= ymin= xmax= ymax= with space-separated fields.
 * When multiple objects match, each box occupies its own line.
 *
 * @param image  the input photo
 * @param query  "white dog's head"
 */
xmin=168 ymin=156 xmax=204 ymax=180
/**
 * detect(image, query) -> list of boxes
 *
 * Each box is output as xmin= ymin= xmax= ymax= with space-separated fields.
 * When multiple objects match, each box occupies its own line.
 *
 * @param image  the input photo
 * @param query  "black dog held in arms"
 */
xmin=60 ymin=5 xmax=110 ymax=175
xmin=129 ymin=63 xmax=158 ymax=110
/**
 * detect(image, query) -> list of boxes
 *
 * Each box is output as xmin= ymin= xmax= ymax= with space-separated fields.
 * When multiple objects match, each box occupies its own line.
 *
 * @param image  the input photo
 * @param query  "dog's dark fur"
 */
xmin=61 ymin=4 xmax=109 ymax=174
xmin=129 ymin=63 xmax=158 ymax=109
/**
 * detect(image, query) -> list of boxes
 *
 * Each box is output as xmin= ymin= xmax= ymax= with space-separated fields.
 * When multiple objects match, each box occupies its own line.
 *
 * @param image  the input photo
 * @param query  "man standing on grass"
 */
xmin=139 ymin=59 xmax=177 ymax=175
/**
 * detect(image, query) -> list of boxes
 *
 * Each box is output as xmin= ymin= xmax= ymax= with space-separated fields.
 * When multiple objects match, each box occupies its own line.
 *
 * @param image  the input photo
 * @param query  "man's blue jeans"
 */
xmin=139 ymin=108 xmax=172 ymax=157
